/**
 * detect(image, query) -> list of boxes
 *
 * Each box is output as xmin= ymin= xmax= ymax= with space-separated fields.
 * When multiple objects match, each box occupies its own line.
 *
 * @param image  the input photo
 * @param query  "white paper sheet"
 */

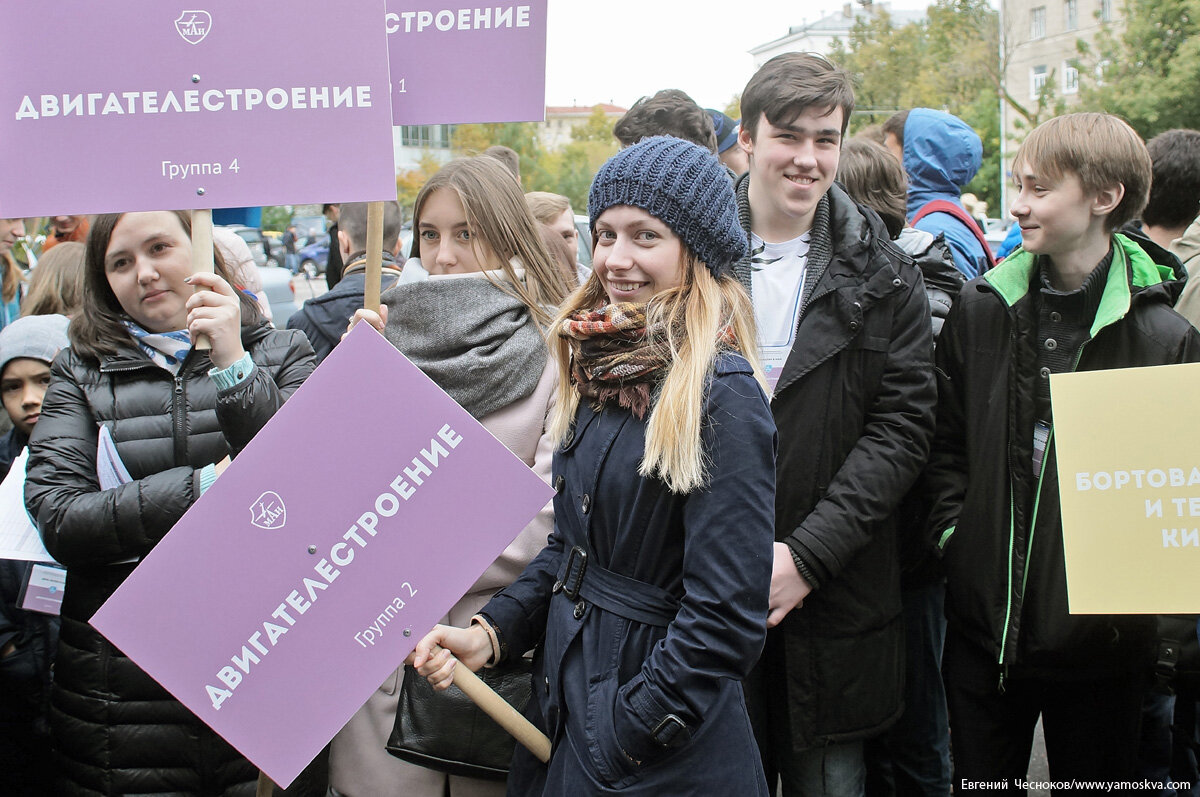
xmin=0 ymin=448 xmax=56 ymax=563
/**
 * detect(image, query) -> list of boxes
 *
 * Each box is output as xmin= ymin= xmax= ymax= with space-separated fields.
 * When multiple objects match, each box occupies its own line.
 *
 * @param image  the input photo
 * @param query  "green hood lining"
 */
xmin=984 ymin=234 xmax=1173 ymax=337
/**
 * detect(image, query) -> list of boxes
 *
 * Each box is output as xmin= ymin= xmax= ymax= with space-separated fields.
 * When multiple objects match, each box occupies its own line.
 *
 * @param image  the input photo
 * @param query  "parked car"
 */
xmin=261 ymin=230 xmax=285 ymax=268
xmin=214 ymin=225 xmax=298 ymax=324
xmin=982 ymin=217 xmax=1013 ymax=257
xmin=220 ymin=225 xmax=270 ymax=267
xmin=298 ymin=235 xmax=330 ymax=277
xmin=256 ymin=264 xmax=298 ymax=328
xmin=290 ymin=216 xmax=327 ymax=245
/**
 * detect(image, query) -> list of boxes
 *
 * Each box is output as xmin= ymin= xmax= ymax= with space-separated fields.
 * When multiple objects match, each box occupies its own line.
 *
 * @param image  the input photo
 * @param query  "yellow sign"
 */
xmin=1051 ymin=362 xmax=1200 ymax=613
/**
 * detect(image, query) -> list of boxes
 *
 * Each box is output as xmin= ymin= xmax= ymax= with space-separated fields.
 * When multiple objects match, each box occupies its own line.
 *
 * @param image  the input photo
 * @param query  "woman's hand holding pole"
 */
xmin=409 ymin=624 xmax=552 ymax=764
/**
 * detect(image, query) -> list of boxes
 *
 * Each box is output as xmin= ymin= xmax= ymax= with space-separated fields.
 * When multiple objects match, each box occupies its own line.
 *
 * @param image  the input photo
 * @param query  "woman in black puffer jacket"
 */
xmin=25 ymin=210 xmax=316 ymax=796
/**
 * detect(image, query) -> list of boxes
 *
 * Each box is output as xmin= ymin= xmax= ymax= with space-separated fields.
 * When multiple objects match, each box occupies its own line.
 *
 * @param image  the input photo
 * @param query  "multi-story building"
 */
xmin=749 ymin=0 xmax=924 ymax=67
xmin=539 ymin=104 xmax=627 ymax=150
xmin=391 ymin=104 xmax=626 ymax=172
xmin=1000 ymin=0 xmax=1121 ymax=205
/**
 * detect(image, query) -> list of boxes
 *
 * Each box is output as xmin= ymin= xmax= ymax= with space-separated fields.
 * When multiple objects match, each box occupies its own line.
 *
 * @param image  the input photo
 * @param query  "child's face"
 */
xmin=592 ymin=206 xmax=684 ymax=304
xmin=1010 ymin=167 xmax=1110 ymax=261
xmin=1 ymin=358 xmax=52 ymax=437
xmin=418 ymin=188 xmax=503 ymax=276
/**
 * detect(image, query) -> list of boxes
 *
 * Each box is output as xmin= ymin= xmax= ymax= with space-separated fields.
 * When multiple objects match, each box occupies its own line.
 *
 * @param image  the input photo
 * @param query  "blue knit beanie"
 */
xmin=588 ymin=136 xmax=747 ymax=276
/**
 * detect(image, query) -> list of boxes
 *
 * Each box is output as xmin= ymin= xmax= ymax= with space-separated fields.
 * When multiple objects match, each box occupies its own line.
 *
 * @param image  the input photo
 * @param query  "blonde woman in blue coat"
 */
xmin=413 ymin=136 xmax=777 ymax=796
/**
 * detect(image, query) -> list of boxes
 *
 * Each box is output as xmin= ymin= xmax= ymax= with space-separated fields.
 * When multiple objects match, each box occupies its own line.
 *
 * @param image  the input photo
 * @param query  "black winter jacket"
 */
xmin=286 ymin=256 xmax=401 ymax=364
xmin=24 ymin=322 xmax=315 ymax=796
xmin=925 ymin=236 xmax=1200 ymax=679
xmin=736 ymin=178 xmax=937 ymax=754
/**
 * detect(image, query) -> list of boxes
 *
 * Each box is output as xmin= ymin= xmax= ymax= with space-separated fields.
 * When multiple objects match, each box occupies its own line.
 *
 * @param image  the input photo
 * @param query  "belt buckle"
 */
xmin=562 ymin=545 xmax=588 ymax=601
xmin=651 ymin=714 xmax=688 ymax=748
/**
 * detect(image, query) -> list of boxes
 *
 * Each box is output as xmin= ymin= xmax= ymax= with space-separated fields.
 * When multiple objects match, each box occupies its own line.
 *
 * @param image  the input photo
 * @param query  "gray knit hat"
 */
xmin=588 ymin=136 xmax=747 ymax=276
xmin=0 ymin=314 xmax=70 ymax=376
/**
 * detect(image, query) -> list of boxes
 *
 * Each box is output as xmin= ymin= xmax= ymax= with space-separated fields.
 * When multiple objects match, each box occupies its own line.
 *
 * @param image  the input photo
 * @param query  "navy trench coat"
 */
xmin=481 ymin=352 xmax=777 ymax=795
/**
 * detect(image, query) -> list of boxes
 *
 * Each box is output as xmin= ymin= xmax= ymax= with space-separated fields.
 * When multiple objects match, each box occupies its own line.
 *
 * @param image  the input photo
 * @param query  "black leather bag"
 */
xmin=386 ymin=659 xmax=534 ymax=781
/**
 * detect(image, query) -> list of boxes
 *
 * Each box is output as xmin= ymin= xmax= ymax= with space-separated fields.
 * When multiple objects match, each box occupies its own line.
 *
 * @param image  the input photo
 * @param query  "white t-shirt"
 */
xmin=749 ymin=231 xmax=810 ymax=391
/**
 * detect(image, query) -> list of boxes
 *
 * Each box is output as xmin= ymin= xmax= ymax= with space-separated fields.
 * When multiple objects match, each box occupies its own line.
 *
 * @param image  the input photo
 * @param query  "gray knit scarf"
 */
xmin=380 ymin=276 xmax=546 ymax=418
xmin=733 ymin=175 xmax=834 ymax=322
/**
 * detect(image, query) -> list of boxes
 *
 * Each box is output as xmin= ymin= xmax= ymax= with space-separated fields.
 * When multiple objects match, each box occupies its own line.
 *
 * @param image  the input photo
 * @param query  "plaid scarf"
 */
xmin=559 ymin=303 xmax=669 ymax=419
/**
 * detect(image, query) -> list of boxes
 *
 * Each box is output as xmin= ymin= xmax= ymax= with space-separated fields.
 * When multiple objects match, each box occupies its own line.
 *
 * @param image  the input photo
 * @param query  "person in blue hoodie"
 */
xmin=884 ymin=108 xmax=992 ymax=279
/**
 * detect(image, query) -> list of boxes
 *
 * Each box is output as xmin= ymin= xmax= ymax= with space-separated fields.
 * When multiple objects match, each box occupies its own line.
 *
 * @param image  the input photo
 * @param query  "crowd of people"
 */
xmin=2 ymin=50 xmax=1200 ymax=797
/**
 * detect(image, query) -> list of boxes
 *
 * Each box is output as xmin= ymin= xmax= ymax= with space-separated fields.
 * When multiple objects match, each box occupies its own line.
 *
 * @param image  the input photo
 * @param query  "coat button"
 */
xmin=554 ymin=475 xmax=565 ymax=494
xmin=573 ymin=601 xmax=586 ymax=619
xmin=849 ymin=320 xmax=860 ymax=332
xmin=581 ymin=494 xmax=591 ymax=513
xmin=1050 ymin=311 xmax=1062 ymax=322
xmin=1044 ymin=338 xmax=1058 ymax=351
xmin=1040 ymin=367 xmax=1051 ymax=379
xmin=892 ymin=277 xmax=904 ymax=287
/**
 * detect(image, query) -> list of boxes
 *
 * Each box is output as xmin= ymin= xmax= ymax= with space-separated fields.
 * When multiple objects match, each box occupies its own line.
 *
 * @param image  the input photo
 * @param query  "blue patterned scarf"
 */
xmin=123 ymin=321 xmax=192 ymax=374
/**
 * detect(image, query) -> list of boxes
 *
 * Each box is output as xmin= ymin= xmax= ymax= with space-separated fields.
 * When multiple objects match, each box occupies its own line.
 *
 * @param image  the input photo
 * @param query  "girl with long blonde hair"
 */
xmin=412 ymin=137 xmax=778 ymax=796
xmin=334 ymin=155 xmax=570 ymax=797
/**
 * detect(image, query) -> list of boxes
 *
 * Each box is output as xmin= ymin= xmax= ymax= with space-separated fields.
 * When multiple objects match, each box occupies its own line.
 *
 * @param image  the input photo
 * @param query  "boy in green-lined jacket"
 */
xmin=926 ymin=112 xmax=1200 ymax=789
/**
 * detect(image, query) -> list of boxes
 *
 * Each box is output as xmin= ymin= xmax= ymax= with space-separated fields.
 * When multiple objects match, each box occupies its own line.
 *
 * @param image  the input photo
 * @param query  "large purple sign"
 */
xmin=0 ymin=1 xmax=397 ymax=217
xmin=386 ymin=1 xmax=547 ymax=125
xmin=91 ymin=324 xmax=553 ymax=788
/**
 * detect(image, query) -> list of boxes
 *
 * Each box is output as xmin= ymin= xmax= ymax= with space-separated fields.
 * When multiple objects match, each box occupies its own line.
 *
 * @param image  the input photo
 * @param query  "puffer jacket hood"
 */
xmin=903 ymin=108 xmax=983 ymax=215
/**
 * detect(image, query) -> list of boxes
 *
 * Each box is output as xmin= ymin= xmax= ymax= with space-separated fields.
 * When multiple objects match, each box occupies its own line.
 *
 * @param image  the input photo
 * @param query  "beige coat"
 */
xmin=1171 ymin=217 xmax=1200 ymax=329
xmin=328 ymin=358 xmax=557 ymax=797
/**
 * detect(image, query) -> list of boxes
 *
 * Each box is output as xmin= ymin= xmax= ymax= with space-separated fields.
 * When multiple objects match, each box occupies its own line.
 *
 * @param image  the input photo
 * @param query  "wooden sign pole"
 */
xmin=433 ymin=645 xmax=552 ymax=764
xmin=363 ymin=201 xmax=384 ymax=312
xmin=190 ymin=208 xmax=215 ymax=350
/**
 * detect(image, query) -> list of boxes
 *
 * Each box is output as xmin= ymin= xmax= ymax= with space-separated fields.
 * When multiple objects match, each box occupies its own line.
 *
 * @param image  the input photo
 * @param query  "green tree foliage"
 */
xmin=395 ymin=153 xmax=443 ymax=221
xmin=446 ymin=109 xmax=618 ymax=212
xmin=724 ymin=95 xmax=741 ymax=120
xmin=260 ymin=206 xmax=292 ymax=232
xmin=1077 ymin=0 xmax=1200 ymax=135
xmin=828 ymin=0 xmax=1013 ymax=210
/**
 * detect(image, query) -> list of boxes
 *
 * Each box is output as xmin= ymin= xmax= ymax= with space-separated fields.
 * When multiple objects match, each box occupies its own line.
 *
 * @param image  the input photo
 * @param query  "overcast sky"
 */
xmin=542 ymin=0 xmax=865 ymax=111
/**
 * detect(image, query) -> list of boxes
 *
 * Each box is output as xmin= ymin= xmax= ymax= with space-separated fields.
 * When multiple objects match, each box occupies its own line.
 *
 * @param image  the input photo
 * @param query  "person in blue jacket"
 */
xmin=412 ymin=136 xmax=778 ymax=796
xmin=885 ymin=108 xmax=991 ymax=278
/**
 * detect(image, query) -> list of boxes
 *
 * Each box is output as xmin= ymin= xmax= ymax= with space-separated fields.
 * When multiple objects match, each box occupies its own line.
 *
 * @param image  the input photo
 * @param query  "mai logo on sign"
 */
xmin=174 ymin=11 xmax=212 ymax=45
xmin=249 ymin=491 xmax=287 ymax=530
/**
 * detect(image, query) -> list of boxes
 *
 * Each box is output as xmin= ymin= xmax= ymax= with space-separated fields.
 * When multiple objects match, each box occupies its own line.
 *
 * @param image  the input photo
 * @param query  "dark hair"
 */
xmin=838 ymin=138 xmax=908 ymax=238
xmin=613 ymin=89 xmax=718 ymax=152
xmin=483 ymin=145 xmax=521 ymax=180
xmin=338 ymin=201 xmax=402 ymax=254
xmin=882 ymin=110 xmax=909 ymax=149
xmin=740 ymin=52 xmax=854 ymax=141
xmin=73 ymin=210 xmax=262 ymax=360
xmin=856 ymin=123 xmax=886 ymax=145
xmin=1143 ymin=129 xmax=1200 ymax=229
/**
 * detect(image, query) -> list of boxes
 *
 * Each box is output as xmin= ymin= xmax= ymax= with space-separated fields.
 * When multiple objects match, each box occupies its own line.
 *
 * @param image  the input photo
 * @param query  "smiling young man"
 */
xmin=925 ymin=113 xmax=1200 ymax=787
xmin=733 ymin=53 xmax=937 ymax=796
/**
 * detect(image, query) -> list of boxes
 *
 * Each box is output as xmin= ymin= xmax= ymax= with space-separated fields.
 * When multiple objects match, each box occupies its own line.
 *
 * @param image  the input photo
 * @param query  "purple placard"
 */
xmin=0 ymin=1 xmax=396 ymax=217
xmin=90 ymin=324 xmax=553 ymax=788
xmin=386 ymin=1 xmax=547 ymax=125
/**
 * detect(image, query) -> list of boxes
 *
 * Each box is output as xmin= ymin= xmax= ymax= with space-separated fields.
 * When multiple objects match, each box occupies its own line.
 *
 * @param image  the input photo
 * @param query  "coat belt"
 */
xmin=555 ymin=545 xmax=679 ymax=627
